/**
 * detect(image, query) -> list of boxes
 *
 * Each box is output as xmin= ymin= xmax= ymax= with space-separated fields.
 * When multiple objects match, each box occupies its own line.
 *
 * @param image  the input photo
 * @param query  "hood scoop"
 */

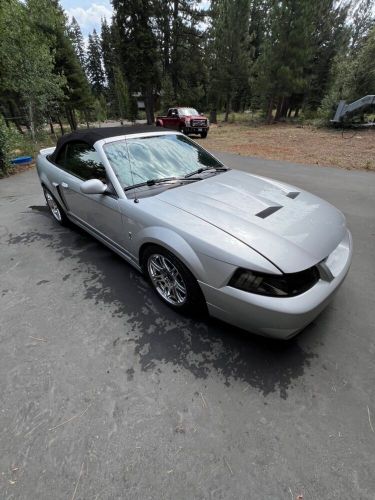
xmin=286 ymin=191 xmax=300 ymax=199
xmin=256 ymin=206 xmax=282 ymax=219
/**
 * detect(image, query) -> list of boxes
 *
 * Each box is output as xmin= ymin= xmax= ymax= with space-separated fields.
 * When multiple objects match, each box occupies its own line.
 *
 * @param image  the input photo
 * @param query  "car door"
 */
xmin=165 ymin=108 xmax=179 ymax=129
xmin=55 ymin=141 xmax=126 ymax=249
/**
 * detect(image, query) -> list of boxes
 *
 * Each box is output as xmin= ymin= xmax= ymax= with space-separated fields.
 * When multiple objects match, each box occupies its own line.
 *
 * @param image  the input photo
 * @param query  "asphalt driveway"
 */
xmin=0 ymin=153 xmax=374 ymax=499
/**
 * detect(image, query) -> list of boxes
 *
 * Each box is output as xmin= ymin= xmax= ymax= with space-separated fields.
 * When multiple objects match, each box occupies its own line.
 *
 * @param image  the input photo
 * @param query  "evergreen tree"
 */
xmin=303 ymin=0 xmax=350 ymax=113
xmin=208 ymin=0 xmax=251 ymax=121
xmin=69 ymin=16 xmax=86 ymax=68
xmin=113 ymin=67 xmax=129 ymax=119
xmin=254 ymin=0 xmax=316 ymax=121
xmin=155 ymin=0 xmax=208 ymax=109
xmin=87 ymin=29 xmax=105 ymax=95
xmin=113 ymin=0 xmax=160 ymax=124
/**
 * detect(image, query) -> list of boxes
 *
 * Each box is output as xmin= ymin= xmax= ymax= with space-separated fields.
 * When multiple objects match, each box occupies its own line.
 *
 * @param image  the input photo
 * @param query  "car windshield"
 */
xmin=103 ymin=134 xmax=224 ymax=189
xmin=179 ymin=108 xmax=199 ymax=116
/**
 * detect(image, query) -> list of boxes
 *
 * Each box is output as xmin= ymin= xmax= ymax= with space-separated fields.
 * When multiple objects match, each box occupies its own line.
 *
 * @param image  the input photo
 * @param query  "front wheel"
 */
xmin=43 ymin=187 xmax=69 ymax=226
xmin=200 ymin=131 xmax=208 ymax=138
xmin=142 ymin=245 xmax=206 ymax=316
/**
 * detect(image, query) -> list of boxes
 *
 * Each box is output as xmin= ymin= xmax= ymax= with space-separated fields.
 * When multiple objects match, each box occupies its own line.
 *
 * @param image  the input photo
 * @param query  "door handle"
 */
xmin=61 ymin=182 xmax=69 ymax=189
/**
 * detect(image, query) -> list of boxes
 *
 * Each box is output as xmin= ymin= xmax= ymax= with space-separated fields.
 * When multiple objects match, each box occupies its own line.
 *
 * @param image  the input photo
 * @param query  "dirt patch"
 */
xmin=197 ymin=123 xmax=375 ymax=171
xmin=0 ymin=162 xmax=35 ymax=179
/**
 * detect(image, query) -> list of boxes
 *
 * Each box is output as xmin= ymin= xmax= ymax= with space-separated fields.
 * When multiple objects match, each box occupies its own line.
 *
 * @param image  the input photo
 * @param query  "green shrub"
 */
xmin=0 ymin=119 xmax=16 ymax=176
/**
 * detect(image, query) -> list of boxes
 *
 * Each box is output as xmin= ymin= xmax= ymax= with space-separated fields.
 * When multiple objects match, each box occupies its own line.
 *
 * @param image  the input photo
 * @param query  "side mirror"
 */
xmin=80 ymin=178 xmax=107 ymax=195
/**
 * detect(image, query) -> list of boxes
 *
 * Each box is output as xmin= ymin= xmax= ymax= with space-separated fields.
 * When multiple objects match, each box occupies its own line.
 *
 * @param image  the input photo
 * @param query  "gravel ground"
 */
xmin=198 ymin=123 xmax=375 ymax=171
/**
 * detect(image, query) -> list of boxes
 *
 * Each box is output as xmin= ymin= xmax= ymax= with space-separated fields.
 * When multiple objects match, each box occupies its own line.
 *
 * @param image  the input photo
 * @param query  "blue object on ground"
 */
xmin=10 ymin=156 xmax=33 ymax=165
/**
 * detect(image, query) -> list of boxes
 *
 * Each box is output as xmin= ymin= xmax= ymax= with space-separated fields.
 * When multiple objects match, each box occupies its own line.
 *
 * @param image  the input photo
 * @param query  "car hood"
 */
xmin=157 ymin=170 xmax=347 ymax=273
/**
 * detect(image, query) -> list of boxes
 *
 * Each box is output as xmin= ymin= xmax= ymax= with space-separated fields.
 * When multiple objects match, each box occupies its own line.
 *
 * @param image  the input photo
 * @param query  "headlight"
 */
xmin=228 ymin=267 xmax=320 ymax=297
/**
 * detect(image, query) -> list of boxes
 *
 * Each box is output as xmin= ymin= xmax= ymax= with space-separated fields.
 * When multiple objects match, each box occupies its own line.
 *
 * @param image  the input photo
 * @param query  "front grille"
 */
xmin=191 ymin=119 xmax=206 ymax=127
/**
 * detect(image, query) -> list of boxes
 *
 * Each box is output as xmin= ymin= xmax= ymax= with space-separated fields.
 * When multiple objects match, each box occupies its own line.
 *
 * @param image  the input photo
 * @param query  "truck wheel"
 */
xmin=200 ymin=131 xmax=208 ymax=138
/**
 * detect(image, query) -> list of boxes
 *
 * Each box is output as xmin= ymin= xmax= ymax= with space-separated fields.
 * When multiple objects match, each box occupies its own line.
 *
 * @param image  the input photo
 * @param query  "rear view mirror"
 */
xmin=80 ymin=178 xmax=107 ymax=195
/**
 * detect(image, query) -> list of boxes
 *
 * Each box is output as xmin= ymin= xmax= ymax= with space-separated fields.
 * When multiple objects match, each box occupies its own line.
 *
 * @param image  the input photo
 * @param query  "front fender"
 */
xmin=134 ymin=226 xmax=205 ymax=279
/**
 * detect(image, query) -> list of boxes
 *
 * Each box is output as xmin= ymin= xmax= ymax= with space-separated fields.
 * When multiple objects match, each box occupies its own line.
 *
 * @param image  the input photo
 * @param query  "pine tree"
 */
xmin=254 ymin=0 xmax=316 ymax=122
xmin=113 ymin=0 xmax=160 ymax=124
xmin=113 ymin=67 xmax=129 ymax=120
xmin=87 ymin=29 xmax=105 ymax=96
xmin=155 ymin=1 xmax=208 ymax=109
xmin=69 ymin=16 xmax=86 ymax=68
xmin=208 ymin=0 xmax=251 ymax=121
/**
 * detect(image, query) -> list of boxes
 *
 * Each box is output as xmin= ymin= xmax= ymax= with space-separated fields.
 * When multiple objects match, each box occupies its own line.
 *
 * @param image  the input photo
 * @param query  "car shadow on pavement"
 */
xmin=8 ymin=207 xmax=320 ymax=399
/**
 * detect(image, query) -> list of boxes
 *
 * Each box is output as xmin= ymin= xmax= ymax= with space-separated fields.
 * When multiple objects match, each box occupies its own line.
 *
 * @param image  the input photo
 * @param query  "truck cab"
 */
xmin=156 ymin=107 xmax=209 ymax=138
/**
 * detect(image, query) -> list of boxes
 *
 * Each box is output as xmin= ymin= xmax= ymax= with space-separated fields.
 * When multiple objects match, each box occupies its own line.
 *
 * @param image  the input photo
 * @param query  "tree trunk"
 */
xmin=8 ymin=100 xmax=24 ymax=134
xmin=49 ymin=118 xmax=57 ymax=140
xmin=171 ymin=0 xmax=179 ymax=99
xmin=224 ymin=94 xmax=231 ymax=122
xmin=66 ymin=106 xmax=77 ymax=131
xmin=144 ymin=87 xmax=155 ymax=125
xmin=294 ymin=107 xmax=300 ymax=118
xmin=209 ymin=109 xmax=217 ymax=124
xmin=28 ymin=101 xmax=35 ymax=142
xmin=57 ymin=116 xmax=65 ymax=135
xmin=266 ymin=96 xmax=274 ymax=124
xmin=274 ymin=96 xmax=283 ymax=121
xmin=280 ymin=97 xmax=289 ymax=120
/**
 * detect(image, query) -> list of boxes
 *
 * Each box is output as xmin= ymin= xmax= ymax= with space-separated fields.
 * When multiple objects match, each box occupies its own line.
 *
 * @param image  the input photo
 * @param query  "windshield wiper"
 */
xmin=124 ymin=176 xmax=201 ymax=191
xmin=184 ymin=166 xmax=228 ymax=179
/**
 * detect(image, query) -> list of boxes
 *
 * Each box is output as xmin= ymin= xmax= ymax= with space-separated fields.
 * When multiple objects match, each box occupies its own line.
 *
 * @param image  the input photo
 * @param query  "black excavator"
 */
xmin=331 ymin=95 xmax=375 ymax=126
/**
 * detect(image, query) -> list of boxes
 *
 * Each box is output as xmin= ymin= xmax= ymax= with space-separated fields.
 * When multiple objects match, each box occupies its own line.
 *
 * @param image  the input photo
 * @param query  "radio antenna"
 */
xmin=124 ymin=135 xmax=139 ymax=203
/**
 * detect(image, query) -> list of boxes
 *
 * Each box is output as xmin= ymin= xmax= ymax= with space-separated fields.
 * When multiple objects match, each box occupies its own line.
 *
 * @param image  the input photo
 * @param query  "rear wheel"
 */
xmin=142 ymin=245 xmax=206 ymax=316
xmin=43 ymin=187 xmax=69 ymax=226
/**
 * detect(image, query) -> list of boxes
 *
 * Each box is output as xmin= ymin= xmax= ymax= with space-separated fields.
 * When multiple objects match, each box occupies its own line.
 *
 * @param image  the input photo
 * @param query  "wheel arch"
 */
xmin=137 ymin=227 xmax=205 ymax=281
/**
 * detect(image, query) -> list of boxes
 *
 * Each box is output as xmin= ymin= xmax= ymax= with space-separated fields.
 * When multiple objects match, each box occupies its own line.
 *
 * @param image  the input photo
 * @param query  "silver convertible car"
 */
xmin=36 ymin=126 xmax=352 ymax=339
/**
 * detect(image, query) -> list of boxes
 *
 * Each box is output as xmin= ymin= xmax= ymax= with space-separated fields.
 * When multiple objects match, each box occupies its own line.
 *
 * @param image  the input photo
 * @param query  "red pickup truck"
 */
xmin=155 ymin=107 xmax=209 ymax=138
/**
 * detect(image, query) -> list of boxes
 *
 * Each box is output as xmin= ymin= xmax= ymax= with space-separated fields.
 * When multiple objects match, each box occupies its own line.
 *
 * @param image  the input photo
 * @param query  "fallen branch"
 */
xmin=49 ymin=405 xmax=91 ymax=432
xmin=367 ymin=406 xmax=374 ymax=433
xmin=71 ymin=461 xmax=84 ymax=500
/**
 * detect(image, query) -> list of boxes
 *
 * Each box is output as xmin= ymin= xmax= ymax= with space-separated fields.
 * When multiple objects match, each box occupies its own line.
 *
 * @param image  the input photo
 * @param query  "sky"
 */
xmin=61 ymin=0 xmax=113 ymax=36
xmin=61 ymin=0 xmax=210 ymax=36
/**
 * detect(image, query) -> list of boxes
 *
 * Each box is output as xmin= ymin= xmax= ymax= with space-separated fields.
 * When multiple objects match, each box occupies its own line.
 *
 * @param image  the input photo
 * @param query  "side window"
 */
xmin=167 ymin=108 xmax=173 ymax=117
xmin=55 ymin=145 xmax=67 ymax=167
xmin=65 ymin=142 xmax=107 ymax=182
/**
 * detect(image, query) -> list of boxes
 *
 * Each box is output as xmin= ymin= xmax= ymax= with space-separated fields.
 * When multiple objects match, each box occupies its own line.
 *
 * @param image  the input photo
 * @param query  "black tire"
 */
xmin=200 ymin=131 xmax=208 ymax=138
xmin=142 ymin=245 xmax=207 ymax=316
xmin=43 ymin=187 xmax=69 ymax=226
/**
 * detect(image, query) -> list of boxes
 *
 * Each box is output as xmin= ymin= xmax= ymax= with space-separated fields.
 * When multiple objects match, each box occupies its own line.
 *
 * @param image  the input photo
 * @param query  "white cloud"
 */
xmin=66 ymin=3 xmax=112 ymax=34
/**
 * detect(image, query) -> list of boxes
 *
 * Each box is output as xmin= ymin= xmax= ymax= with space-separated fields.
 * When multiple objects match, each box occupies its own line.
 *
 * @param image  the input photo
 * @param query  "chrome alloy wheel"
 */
xmin=45 ymin=190 xmax=62 ymax=222
xmin=147 ymin=254 xmax=188 ymax=306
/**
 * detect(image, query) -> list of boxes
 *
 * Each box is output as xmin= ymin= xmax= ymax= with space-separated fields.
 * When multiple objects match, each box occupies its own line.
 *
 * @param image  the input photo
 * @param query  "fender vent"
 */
xmin=256 ymin=206 xmax=282 ymax=218
xmin=286 ymin=191 xmax=300 ymax=199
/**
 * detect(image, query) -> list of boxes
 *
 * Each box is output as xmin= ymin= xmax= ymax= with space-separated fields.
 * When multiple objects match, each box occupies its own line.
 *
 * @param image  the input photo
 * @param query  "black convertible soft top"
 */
xmin=50 ymin=125 xmax=166 ymax=162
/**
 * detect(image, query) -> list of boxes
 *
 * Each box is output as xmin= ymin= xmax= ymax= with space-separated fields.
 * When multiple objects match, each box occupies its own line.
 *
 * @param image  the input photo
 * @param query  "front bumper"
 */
xmin=198 ymin=230 xmax=353 ymax=339
xmin=185 ymin=126 xmax=209 ymax=135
